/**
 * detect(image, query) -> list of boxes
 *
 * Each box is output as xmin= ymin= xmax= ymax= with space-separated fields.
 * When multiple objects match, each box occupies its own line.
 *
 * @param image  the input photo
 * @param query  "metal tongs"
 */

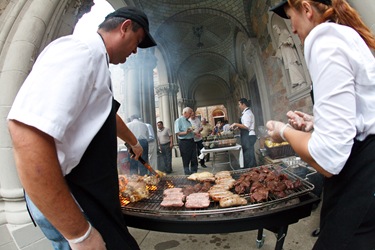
xmin=125 ymin=143 xmax=159 ymax=176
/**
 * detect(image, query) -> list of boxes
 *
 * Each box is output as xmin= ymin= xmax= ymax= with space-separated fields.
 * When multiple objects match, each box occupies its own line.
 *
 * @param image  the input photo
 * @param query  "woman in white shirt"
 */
xmin=269 ymin=0 xmax=375 ymax=249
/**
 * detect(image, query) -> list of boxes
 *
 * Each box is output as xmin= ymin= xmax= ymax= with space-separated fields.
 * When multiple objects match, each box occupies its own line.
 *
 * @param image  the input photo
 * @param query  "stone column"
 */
xmin=155 ymin=83 xmax=179 ymax=130
xmin=122 ymin=49 xmax=157 ymax=125
xmin=0 ymin=0 xmax=71 ymax=248
xmin=0 ymin=0 xmax=64 ymax=227
xmin=122 ymin=57 xmax=141 ymax=120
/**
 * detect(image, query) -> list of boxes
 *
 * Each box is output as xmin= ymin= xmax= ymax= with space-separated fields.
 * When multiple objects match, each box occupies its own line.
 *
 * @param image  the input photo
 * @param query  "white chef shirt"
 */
xmin=189 ymin=117 xmax=203 ymax=142
xmin=8 ymin=32 xmax=112 ymax=176
xmin=304 ymin=22 xmax=375 ymax=174
xmin=241 ymin=108 xmax=256 ymax=135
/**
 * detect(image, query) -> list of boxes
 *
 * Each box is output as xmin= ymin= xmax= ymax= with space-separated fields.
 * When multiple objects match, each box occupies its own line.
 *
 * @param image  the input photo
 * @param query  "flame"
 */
xmin=165 ymin=180 xmax=174 ymax=189
xmin=119 ymin=194 xmax=130 ymax=207
xmin=146 ymin=185 xmax=158 ymax=191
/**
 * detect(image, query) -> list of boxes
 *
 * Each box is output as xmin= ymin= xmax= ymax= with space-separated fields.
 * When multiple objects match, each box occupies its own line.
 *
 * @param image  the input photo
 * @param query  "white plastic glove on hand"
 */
xmin=130 ymin=140 xmax=143 ymax=160
xmin=266 ymin=121 xmax=287 ymax=143
xmin=68 ymin=225 xmax=106 ymax=250
xmin=287 ymin=110 xmax=314 ymax=132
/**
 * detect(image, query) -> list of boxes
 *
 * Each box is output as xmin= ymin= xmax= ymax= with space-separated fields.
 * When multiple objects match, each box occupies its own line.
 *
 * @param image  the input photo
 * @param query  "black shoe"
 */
xmin=201 ymin=164 xmax=208 ymax=168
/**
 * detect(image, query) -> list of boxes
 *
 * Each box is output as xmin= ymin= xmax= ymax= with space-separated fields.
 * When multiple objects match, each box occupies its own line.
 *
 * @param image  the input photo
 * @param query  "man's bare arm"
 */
xmin=8 ymin=120 xmax=89 ymax=239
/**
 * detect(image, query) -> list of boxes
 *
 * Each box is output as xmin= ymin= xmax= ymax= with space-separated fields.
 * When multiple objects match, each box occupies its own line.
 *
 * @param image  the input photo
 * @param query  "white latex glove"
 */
xmin=130 ymin=140 xmax=143 ymax=160
xmin=287 ymin=110 xmax=314 ymax=132
xmin=266 ymin=120 xmax=288 ymax=143
xmin=68 ymin=225 xmax=106 ymax=250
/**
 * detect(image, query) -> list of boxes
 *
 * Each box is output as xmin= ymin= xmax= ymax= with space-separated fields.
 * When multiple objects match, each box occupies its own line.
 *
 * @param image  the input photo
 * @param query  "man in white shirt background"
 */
xmin=189 ymin=111 xmax=208 ymax=168
xmin=127 ymin=114 xmax=150 ymax=175
xmin=157 ymin=121 xmax=173 ymax=173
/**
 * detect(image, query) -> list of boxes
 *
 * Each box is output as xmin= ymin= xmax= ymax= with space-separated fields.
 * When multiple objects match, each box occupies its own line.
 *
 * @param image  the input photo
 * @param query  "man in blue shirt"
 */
xmin=174 ymin=107 xmax=197 ymax=175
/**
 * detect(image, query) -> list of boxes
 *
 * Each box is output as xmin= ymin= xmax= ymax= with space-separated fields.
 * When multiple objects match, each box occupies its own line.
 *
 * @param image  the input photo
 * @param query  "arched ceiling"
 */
xmin=107 ymin=0 xmax=255 ymax=107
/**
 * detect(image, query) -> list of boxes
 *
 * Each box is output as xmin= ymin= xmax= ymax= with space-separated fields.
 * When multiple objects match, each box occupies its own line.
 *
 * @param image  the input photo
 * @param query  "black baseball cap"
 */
xmin=270 ymin=0 xmax=331 ymax=19
xmin=105 ymin=6 xmax=157 ymax=48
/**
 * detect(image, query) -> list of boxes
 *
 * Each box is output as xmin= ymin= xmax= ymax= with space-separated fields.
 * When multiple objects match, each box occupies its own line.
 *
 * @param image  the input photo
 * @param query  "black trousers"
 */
xmin=178 ymin=138 xmax=198 ymax=175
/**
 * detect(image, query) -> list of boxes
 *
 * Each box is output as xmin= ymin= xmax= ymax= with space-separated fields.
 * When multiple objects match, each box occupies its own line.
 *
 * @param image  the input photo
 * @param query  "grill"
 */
xmin=122 ymin=164 xmax=320 ymax=250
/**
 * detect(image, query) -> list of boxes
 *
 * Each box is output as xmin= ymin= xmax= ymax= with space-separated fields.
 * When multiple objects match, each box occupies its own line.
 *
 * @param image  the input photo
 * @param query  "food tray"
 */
xmin=265 ymin=144 xmax=295 ymax=159
xmin=203 ymin=138 xmax=237 ymax=149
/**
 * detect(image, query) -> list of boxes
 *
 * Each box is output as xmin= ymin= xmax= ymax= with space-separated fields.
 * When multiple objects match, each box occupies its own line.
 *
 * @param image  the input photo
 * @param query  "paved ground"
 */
xmin=128 ymin=150 xmax=321 ymax=250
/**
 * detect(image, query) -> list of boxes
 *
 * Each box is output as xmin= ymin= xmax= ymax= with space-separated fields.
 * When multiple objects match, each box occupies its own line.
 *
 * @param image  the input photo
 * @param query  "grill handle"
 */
xmin=125 ymin=143 xmax=159 ymax=176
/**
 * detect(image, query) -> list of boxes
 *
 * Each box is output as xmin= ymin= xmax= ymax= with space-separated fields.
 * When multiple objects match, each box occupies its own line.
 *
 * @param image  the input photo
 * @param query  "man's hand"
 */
xmin=129 ymin=140 xmax=143 ymax=160
xmin=68 ymin=225 xmax=106 ymax=250
xmin=266 ymin=120 xmax=288 ymax=143
xmin=287 ymin=111 xmax=314 ymax=132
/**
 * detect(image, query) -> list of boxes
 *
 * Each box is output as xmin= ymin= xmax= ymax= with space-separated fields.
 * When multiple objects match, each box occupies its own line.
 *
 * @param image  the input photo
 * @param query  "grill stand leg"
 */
xmin=274 ymin=225 xmax=288 ymax=250
xmin=256 ymin=228 xmax=265 ymax=248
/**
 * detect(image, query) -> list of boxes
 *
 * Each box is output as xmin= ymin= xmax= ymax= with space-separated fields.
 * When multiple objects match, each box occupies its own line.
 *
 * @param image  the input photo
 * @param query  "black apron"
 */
xmin=65 ymin=99 xmax=139 ymax=250
xmin=239 ymin=113 xmax=257 ymax=168
xmin=313 ymin=135 xmax=375 ymax=250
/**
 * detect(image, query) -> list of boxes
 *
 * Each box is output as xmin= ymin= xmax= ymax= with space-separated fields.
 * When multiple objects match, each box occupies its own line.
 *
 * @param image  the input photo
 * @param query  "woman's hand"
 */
xmin=266 ymin=120 xmax=288 ymax=143
xmin=287 ymin=110 xmax=314 ymax=132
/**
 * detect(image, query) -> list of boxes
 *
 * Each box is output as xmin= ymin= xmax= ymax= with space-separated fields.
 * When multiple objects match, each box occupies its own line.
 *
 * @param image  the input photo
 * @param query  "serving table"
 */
xmin=200 ymin=144 xmax=243 ymax=170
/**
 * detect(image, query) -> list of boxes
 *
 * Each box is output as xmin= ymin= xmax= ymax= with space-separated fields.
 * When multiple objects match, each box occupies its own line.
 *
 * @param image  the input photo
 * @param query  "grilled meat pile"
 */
xmin=233 ymin=166 xmax=302 ymax=202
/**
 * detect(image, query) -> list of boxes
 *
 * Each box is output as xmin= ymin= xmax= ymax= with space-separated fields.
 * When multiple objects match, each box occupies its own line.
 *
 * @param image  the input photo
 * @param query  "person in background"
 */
xmin=222 ymin=120 xmax=230 ymax=132
xmin=269 ymin=0 xmax=375 ymax=249
xmin=7 ymin=6 xmax=156 ymax=250
xmin=157 ymin=121 xmax=173 ymax=174
xmin=174 ymin=107 xmax=197 ymax=175
xmin=230 ymin=98 xmax=257 ymax=168
xmin=201 ymin=118 xmax=213 ymax=162
xmin=140 ymin=118 xmax=158 ymax=170
xmin=127 ymin=114 xmax=150 ymax=176
xmin=189 ymin=111 xmax=208 ymax=168
xmin=212 ymin=120 xmax=223 ymax=135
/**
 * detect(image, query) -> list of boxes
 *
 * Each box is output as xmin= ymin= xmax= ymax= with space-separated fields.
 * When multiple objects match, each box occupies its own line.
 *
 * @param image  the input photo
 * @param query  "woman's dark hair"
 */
xmin=98 ymin=17 xmax=142 ymax=32
xmin=239 ymin=98 xmax=251 ymax=107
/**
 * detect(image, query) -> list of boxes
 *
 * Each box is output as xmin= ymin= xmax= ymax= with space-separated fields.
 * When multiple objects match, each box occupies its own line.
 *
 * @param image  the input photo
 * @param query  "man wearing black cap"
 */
xmin=8 ymin=6 xmax=156 ymax=250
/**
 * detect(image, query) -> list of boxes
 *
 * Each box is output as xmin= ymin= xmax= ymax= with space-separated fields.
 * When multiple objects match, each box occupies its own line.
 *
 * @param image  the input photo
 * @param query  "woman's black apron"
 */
xmin=65 ymin=99 xmax=139 ymax=250
xmin=313 ymin=135 xmax=375 ymax=250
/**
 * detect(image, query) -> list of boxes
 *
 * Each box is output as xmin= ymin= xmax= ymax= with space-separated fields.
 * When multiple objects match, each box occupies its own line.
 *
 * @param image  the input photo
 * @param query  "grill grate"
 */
xmin=122 ymin=164 xmax=315 ymax=217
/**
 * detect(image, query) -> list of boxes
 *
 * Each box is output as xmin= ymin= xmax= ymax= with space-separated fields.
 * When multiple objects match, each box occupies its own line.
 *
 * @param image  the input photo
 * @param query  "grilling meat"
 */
xmin=121 ymin=180 xmax=149 ymax=203
xmin=161 ymin=188 xmax=185 ymax=207
xmin=219 ymin=194 xmax=247 ymax=208
xmin=182 ymin=181 xmax=212 ymax=196
xmin=233 ymin=166 xmax=304 ymax=203
xmin=185 ymin=193 xmax=210 ymax=208
xmin=160 ymin=197 xmax=184 ymax=207
xmin=250 ymin=186 xmax=269 ymax=203
xmin=163 ymin=188 xmax=183 ymax=195
xmin=214 ymin=171 xmax=232 ymax=179
xmin=215 ymin=177 xmax=236 ymax=188
xmin=208 ymin=189 xmax=234 ymax=201
xmin=188 ymin=172 xmax=215 ymax=182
